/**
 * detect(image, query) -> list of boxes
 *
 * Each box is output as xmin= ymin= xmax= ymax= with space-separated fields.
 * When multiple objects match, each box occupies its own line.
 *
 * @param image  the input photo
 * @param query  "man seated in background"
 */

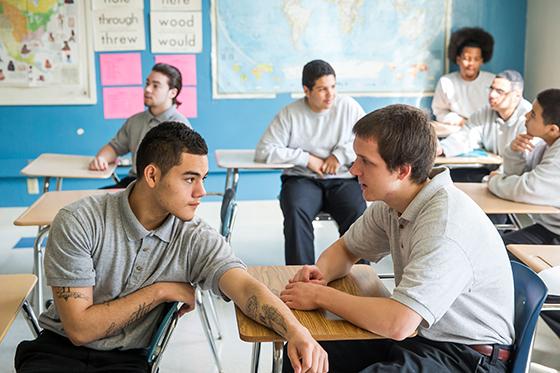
xmin=281 ymin=104 xmax=514 ymax=372
xmin=255 ymin=59 xmax=366 ymax=265
xmin=438 ymin=70 xmax=531 ymax=182
xmin=89 ymin=63 xmax=190 ymax=188
xmin=16 ymin=122 xmax=328 ymax=373
xmin=488 ymin=88 xmax=560 ymax=340
xmin=432 ymin=27 xmax=495 ymax=126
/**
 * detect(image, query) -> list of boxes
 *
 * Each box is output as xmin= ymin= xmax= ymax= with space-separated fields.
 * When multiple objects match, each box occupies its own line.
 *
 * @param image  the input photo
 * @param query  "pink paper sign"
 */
xmin=103 ymin=87 xmax=145 ymax=119
xmin=100 ymin=53 xmax=142 ymax=86
xmin=177 ymin=86 xmax=197 ymax=118
xmin=155 ymin=55 xmax=197 ymax=86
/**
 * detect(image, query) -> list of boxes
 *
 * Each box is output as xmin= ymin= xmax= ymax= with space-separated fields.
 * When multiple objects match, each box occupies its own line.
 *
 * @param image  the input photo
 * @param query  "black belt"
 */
xmin=468 ymin=344 xmax=512 ymax=362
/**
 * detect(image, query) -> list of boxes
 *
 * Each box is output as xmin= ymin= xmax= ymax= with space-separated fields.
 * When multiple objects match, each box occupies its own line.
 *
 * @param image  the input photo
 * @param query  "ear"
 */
xmin=303 ymin=85 xmax=311 ymax=97
xmin=143 ymin=164 xmax=160 ymax=188
xmin=169 ymin=87 xmax=178 ymax=100
xmin=547 ymin=123 xmax=560 ymax=137
xmin=396 ymin=164 xmax=412 ymax=181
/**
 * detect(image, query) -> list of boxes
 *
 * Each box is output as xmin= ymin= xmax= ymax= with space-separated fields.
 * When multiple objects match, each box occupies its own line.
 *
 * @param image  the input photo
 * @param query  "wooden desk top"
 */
xmin=435 ymin=152 xmax=502 ymax=166
xmin=507 ymin=245 xmax=560 ymax=273
xmin=215 ymin=149 xmax=294 ymax=170
xmin=14 ymin=189 xmax=117 ymax=227
xmin=431 ymin=121 xmax=461 ymax=138
xmin=0 ymin=274 xmax=37 ymax=343
xmin=21 ymin=153 xmax=116 ymax=179
xmin=455 ymin=183 xmax=560 ymax=214
xmin=235 ymin=265 xmax=391 ymax=342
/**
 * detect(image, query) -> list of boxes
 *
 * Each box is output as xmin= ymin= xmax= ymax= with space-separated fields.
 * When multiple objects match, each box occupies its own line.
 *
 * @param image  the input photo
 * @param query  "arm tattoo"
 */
xmin=245 ymin=295 xmax=288 ymax=337
xmin=55 ymin=287 xmax=89 ymax=302
xmin=104 ymin=300 xmax=155 ymax=338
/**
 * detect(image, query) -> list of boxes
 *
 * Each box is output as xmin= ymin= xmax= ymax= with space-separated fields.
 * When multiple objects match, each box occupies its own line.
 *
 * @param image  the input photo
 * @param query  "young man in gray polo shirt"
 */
xmin=280 ymin=105 xmax=515 ymax=372
xmin=89 ymin=63 xmax=190 ymax=188
xmin=16 ymin=122 xmax=328 ymax=373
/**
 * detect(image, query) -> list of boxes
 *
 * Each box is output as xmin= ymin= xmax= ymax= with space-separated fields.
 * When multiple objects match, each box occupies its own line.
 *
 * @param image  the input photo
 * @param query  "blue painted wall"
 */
xmin=0 ymin=0 xmax=527 ymax=207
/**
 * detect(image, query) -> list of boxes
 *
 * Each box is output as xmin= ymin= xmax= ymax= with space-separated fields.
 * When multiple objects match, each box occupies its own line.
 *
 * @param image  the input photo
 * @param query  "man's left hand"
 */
xmin=321 ymin=155 xmax=340 ymax=175
xmin=286 ymin=328 xmax=329 ymax=373
xmin=280 ymin=282 xmax=323 ymax=310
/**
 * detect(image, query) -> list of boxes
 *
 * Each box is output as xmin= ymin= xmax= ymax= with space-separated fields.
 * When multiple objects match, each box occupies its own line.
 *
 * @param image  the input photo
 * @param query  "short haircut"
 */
xmin=151 ymin=63 xmax=183 ymax=107
xmin=136 ymin=121 xmax=208 ymax=177
xmin=302 ymin=59 xmax=336 ymax=90
xmin=353 ymin=104 xmax=436 ymax=184
xmin=537 ymin=89 xmax=560 ymax=125
xmin=496 ymin=69 xmax=524 ymax=92
xmin=448 ymin=27 xmax=494 ymax=63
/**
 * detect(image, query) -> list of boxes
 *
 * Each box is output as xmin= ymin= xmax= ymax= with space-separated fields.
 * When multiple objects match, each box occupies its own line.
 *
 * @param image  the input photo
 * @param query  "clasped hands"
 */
xmin=280 ymin=265 xmax=327 ymax=311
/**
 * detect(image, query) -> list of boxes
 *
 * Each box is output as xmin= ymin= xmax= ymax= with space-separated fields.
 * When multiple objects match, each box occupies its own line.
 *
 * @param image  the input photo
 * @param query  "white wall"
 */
xmin=525 ymin=0 xmax=560 ymax=100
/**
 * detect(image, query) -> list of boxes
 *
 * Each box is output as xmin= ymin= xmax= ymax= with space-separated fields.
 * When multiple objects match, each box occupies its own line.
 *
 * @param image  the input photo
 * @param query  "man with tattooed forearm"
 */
xmin=14 ymin=123 xmax=327 ymax=373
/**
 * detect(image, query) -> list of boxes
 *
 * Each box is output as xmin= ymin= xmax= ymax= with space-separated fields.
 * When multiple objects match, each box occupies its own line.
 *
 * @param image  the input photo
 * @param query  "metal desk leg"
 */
xmin=251 ymin=342 xmax=261 ymax=373
xmin=224 ymin=168 xmax=232 ymax=192
xmin=42 ymin=176 xmax=51 ymax=193
xmin=272 ymin=341 xmax=284 ymax=373
xmin=55 ymin=177 xmax=63 ymax=191
xmin=509 ymin=213 xmax=523 ymax=230
xmin=22 ymin=300 xmax=41 ymax=337
xmin=232 ymin=168 xmax=240 ymax=194
xmin=32 ymin=226 xmax=49 ymax=314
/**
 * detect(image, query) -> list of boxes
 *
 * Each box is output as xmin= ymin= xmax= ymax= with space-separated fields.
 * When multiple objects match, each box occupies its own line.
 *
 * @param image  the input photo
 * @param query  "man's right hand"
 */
xmin=289 ymin=265 xmax=326 ymax=285
xmin=511 ymin=133 xmax=535 ymax=153
xmin=89 ymin=156 xmax=109 ymax=171
xmin=307 ymin=155 xmax=325 ymax=177
xmin=158 ymin=282 xmax=196 ymax=316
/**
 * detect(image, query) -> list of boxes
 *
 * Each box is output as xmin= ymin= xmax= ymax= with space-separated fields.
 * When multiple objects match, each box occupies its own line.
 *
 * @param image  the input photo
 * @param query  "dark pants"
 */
xmin=283 ymin=336 xmax=508 ymax=373
xmin=101 ymin=176 xmax=136 ymax=189
xmin=502 ymin=224 xmax=560 ymax=339
xmin=15 ymin=330 xmax=148 ymax=373
xmin=449 ymin=167 xmax=491 ymax=182
xmin=280 ymin=176 xmax=366 ymax=265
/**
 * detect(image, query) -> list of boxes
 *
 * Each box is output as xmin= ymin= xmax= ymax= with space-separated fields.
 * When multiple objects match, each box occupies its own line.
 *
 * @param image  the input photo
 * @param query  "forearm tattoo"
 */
xmin=104 ymin=300 xmax=155 ymax=338
xmin=246 ymin=295 xmax=288 ymax=337
xmin=55 ymin=287 xmax=89 ymax=302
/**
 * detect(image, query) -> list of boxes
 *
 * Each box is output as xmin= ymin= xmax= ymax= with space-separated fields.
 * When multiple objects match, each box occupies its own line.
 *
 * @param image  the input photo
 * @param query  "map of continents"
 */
xmin=0 ymin=0 xmax=81 ymax=87
xmin=213 ymin=0 xmax=448 ymax=97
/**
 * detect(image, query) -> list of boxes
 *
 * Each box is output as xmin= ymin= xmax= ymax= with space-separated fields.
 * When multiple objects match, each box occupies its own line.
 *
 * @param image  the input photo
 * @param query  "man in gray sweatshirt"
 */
xmin=255 ymin=59 xmax=366 ymax=265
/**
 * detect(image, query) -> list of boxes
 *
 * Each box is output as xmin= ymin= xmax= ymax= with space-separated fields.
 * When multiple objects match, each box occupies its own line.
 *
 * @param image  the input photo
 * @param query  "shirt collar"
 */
xmin=119 ymin=182 xmax=175 ymax=243
xmin=147 ymin=105 xmax=179 ymax=124
xmin=399 ymin=167 xmax=452 ymax=223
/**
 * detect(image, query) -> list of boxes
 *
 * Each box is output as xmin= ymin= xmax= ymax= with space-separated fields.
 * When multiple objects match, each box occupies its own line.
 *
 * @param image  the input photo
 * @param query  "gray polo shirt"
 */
xmin=109 ymin=105 xmax=190 ymax=177
xmin=39 ymin=183 xmax=245 ymax=350
xmin=343 ymin=167 xmax=515 ymax=345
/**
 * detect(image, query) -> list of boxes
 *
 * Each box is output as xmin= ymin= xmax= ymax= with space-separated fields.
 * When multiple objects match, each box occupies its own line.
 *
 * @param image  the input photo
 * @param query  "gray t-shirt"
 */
xmin=255 ymin=95 xmax=365 ymax=179
xmin=109 ymin=105 xmax=190 ymax=177
xmin=343 ymin=167 xmax=515 ymax=345
xmin=39 ymin=183 xmax=245 ymax=350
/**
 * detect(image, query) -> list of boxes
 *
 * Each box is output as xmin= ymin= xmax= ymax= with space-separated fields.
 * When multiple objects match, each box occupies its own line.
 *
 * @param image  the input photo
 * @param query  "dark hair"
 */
xmin=353 ymin=104 xmax=436 ymax=184
xmin=537 ymin=89 xmax=560 ymax=125
xmin=302 ymin=59 xmax=336 ymax=90
xmin=136 ymin=121 xmax=207 ymax=177
xmin=151 ymin=63 xmax=183 ymax=107
xmin=448 ymin=27 xmax=494 ymax=63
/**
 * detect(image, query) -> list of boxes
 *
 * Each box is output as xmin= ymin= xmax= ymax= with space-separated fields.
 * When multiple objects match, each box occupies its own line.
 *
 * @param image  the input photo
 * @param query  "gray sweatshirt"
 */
xmin=488 ymin=138 xmax=560 ymax=235
xmin=255 ymin=95 xmax=365 ymax=178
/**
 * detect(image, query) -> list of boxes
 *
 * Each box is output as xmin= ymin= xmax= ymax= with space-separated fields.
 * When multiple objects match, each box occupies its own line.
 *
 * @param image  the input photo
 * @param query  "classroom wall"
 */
xmin=524 ymin=0 xmax=560 ymax=101
xmin=0 ymin=0 xmax=527 ymax=207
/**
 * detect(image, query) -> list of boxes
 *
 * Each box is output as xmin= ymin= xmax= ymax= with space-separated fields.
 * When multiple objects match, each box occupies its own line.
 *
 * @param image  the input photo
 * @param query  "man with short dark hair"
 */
xmin=90 ymin=63 xmax=189 ymax=188
xmin=255 ymin=59 xmax=366 ymax=265
xmin=281 ymin=104 xmax=515 ymax=372
xmin=15 ymin=122 xmax=328 ymax=373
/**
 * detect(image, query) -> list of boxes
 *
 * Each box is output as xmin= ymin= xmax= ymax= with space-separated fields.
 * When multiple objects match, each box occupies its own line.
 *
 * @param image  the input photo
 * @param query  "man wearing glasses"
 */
xmin=437 ymin=70 xmax=531 ymax=182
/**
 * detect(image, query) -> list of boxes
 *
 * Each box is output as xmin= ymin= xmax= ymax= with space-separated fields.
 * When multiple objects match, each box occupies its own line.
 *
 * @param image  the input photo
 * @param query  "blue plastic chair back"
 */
xmin=510 ymin=261 xmax=548 ymax=373
xmin=220 ymin=188 xmax=237 ymax=241
xmin=146 ymin=302 xmax=180 ymax=373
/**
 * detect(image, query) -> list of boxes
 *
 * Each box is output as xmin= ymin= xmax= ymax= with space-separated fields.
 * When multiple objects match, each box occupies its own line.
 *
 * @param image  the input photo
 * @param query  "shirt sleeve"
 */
xmin=391 ymin=236 xmax=472 ymax=327
xmin=440 ymin=110 xmax=484 ymax=156
xmin=488 ymin=143 xmax=559 ymax=205
xmin=254 ymin=110 xmax=310 ymax=167
xmin=44 ymin=209 xmax=97 ymax=288
xmin=186 ymin=224 xmax=246 ymax=299
xmin=332 ymin=98 xmax=365 ymax=166
xmin=108 ymin=119 xmax=132 ymax=155
xmin=432 ymin=77 xmax=465 ymax=125
xmin=343 ymin=202 xmax=391 ymax=262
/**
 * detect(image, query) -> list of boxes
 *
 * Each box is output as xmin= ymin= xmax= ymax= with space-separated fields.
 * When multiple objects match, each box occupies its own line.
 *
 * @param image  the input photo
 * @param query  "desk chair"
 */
xmin=146 ymin=302 xmax=181 ymax=373
xmin=510 ymin=261 xmax=548 ymax=373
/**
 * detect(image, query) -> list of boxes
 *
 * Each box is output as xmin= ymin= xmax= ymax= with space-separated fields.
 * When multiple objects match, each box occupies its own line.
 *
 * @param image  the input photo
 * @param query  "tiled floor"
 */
xmin=0 ymin=201 xmax=558 ymax=372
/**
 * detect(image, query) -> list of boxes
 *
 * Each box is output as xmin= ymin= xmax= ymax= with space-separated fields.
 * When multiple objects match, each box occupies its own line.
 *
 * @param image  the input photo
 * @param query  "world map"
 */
xmin=213 ymin=0 xmax=448 ymax=97
xmin=0 ymin=0 xmax=82 ymax=87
